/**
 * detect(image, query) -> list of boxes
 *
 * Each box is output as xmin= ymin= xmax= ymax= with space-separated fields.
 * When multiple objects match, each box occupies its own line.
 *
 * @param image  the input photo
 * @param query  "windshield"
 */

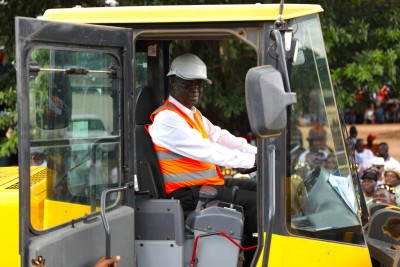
xmin=28 ymin=48 xmax=121 ymax=230
xmin=287 ymin=15 xmax=364 ymax=245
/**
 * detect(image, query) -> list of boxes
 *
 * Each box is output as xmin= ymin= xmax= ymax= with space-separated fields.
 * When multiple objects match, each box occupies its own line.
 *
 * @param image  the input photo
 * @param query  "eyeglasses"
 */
xmin=175 ymin=81 xmax=206 ymax=90
xmin=372 ymin=165 xmax=384 ymax=170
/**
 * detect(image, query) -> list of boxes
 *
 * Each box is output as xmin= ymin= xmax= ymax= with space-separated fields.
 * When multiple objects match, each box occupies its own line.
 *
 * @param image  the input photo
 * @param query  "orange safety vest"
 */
xmin=148 ymin=100 xmax=223 ymax=194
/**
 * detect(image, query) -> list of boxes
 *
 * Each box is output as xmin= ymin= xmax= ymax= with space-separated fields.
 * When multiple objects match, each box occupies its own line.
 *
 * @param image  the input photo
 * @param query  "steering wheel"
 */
xmin=238 ymin=166 xmax=257 ymax=174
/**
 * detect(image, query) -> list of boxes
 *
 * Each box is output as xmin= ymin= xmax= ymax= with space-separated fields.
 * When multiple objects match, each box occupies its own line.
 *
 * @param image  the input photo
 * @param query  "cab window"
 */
xmin=287 ymin=15 xmax=363 ymax=245
xmin=28 ymin=48 xmax=121 ymax=230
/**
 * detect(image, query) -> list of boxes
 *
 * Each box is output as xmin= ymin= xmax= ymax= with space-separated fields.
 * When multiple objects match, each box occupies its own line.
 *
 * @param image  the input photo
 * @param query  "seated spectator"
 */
xmin=298 ymin=124 xmax=330 ymax=162
xmin=326 ymin=153 xmax=340 ymax=176
xmin=371 ymin=156 xmax=385 ymax=186
xmin=310 ymin=151 xmax=326 ymax=170
xmin=376 ymin=142 xmax=400 ymax=169
xmin=384 ymin=167 xmax=400 ymax=206
xmin=373 ymin=184 xmax=396 ymax=205
xmin=361 ymin=170 xmax=378 ymax=208
xmin=355 ymin=138 xmax=374 ymax=170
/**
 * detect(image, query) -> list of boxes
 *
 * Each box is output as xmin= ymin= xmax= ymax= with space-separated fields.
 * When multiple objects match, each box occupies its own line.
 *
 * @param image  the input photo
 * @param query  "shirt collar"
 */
xmin=168 ymin=95 xmax=196 ymax=115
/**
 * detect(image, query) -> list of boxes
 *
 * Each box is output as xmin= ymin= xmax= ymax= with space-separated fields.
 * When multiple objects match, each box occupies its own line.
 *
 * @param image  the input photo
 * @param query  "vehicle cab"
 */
xmin=12 ymin=4 xmax=372 ymax=267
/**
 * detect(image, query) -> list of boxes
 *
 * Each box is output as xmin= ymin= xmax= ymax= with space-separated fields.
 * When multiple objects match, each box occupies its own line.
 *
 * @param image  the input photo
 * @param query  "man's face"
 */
xmin=361 ymin=179 xmax=376 ymax=196
xmin=377 ymin=145 xmax=389 ymax=159
xmin=309 ymin=139 xmax=325 ymax=152
xmin=326 ymin=157 xmax=337 ymax=171
xmin=355 ymin=140 xmax=364 ymax=152
xmin=372 ymin=164 xmax=384 ymax=176
xmin=171 ymin=77 xmax=204 ymax=109
xmin=373 ymin=188 xmax=394 ymax=204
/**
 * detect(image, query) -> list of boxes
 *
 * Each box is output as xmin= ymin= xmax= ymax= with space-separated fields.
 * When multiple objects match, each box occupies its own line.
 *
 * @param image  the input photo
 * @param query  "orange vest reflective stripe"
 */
xmin=149 ymin=100 xmax=223 ymax=194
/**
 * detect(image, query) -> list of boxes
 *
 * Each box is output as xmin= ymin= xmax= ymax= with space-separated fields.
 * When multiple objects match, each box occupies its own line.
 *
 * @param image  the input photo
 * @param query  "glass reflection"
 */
xmin=287 ymin=15 xmax=363 ymax=245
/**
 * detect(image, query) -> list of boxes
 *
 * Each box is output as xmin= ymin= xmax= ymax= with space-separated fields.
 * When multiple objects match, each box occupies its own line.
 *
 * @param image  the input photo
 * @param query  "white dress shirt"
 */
xmin=355 ymin=148 xmax=374 ymax=169
xmin=148 ymin=96 xmax=257 ymax=168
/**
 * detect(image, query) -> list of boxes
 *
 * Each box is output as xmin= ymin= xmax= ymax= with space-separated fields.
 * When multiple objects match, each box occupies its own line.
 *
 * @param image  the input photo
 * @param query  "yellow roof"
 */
xmin=42 ymin=4 xmax=323 ymax=24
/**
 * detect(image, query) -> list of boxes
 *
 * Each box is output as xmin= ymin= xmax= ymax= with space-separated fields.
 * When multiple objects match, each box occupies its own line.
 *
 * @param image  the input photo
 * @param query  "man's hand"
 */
xmin=238 ymin=154 xmax=257 ymax=174
xmin=94 ymin=256 xmax=120 ymax=267
xmin=238 ymin=166 xmax=257 ymax=174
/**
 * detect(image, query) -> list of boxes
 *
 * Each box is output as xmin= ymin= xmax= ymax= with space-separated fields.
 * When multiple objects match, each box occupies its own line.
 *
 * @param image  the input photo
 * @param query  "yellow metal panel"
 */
xmin=43 ymin=199 xmax=93 ymax=229
xmin=30 ymin=178 xmax=46 ymax=230
xmin=0 ymin=191 xmax=20 ymax=266
xmin=0 ymin=166 xmax=48 ymax=266
xmin=256 ymin=233 xmax=372 ymax=266
xmin=42 ymin=4 xmax=323 ymax=24
xmin=0 ymin=166 xmax=20 ymax=189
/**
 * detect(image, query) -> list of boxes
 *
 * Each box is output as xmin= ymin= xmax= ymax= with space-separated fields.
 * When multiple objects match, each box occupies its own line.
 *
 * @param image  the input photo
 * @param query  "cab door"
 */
xmin=16 ymin=17 xmax=135 ymax=267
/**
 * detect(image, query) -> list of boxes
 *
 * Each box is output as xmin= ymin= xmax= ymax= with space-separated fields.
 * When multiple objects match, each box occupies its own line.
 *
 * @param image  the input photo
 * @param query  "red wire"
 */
xmin=190 ymin=231 xmax=257 ymax=267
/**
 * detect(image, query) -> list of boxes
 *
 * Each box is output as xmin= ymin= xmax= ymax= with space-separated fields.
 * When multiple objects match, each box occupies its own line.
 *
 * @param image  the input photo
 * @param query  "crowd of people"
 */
xmin=288 ymin=121 xmax=400 ymax=213
xmin=344 ymin=82 xmax=400 ymax=125
xmin=348 ymin=125 xmax=400 ymax=208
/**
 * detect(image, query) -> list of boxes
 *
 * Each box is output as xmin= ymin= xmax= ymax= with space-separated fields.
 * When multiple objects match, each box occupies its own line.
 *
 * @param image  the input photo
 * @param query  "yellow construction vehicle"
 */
xmin=5 ymin=2 xmax=398 ymax=267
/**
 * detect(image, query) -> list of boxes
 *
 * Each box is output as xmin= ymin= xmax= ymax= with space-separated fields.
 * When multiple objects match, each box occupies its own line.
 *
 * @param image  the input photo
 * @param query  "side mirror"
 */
xmin=245 ymin=65 xmax=297 ymax=138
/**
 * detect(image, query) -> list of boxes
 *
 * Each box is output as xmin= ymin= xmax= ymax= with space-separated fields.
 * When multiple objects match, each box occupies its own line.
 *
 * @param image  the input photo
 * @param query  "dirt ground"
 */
xmin=347 ymin=123 xmax=400 ymax=160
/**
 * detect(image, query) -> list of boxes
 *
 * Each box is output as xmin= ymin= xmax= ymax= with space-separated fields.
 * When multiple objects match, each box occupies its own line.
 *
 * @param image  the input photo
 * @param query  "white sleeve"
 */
xmin=203 ymin=116 xmax=257 ymax=154
xmin=148 ymin=110 xmax=256 ymax=168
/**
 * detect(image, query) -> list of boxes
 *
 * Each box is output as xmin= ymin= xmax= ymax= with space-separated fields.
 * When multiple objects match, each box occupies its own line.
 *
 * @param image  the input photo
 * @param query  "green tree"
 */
xmin=1 ymin=0 xmax=271 ymax=158
xmin=0 ymin=0 xmax=104 ymax=161
xmin=316 ymin=0 xmax=400 ymax=112
xmin=3 ymin=0 xmax=399 ymax=160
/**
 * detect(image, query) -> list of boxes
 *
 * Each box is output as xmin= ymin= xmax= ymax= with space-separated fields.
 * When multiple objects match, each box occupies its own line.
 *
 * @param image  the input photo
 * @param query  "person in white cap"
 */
xmin=371 ymin=156 xmax=386 ymax=187
xmin=148 ymin=53 xmax=257 ymax=266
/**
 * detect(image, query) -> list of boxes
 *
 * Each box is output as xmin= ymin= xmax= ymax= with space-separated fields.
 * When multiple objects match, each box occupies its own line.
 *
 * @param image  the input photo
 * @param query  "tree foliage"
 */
xmin=316 ymin=0 xmax=400 ymax=108
xmin=1 ymin=0 xmax=400 ymax=158
xmin=0 ymin=0 xmax=104 ymax=159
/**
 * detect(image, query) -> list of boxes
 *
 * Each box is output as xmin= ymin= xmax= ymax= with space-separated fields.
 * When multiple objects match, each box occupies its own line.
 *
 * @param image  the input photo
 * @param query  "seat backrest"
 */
xmin=135 ymin=86 xmax=165 ymax=198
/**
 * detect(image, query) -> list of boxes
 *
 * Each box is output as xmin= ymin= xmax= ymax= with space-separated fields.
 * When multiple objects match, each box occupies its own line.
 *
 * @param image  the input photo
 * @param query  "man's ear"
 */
xmin=170 ymin=83 xmax=176 ymax=95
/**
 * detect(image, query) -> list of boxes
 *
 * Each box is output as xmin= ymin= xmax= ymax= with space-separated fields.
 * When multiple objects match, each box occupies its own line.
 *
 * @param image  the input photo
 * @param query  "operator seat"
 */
xmin=135 ymin=86 xmax=165 ymax=198
xmin=134 ymin=87 xmax=188 ymax=267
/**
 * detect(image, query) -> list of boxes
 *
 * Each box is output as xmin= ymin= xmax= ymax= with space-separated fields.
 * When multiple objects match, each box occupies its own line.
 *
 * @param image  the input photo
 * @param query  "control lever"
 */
xmin=100 ymin=182 xmax=134 ymax=261
xmin=199 ymin=185 xmax=218 ymax=210
xmin=230 ymin=186 xmax=239 ymax=209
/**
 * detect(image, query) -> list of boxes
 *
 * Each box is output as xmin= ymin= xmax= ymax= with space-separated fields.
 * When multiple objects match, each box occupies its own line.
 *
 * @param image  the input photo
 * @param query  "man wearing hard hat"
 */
xmin=148 ymin=53 xmax=257 ymax=266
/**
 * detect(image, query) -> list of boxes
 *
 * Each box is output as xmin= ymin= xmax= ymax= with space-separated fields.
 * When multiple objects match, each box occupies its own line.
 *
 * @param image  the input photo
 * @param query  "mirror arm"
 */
xmin=274 ymin=0 xmax=285 ymax=29
xmin=272 ymin=29 xmax=292 ymax=93
xmin=100 ymin=182 xmax=135 ymax=259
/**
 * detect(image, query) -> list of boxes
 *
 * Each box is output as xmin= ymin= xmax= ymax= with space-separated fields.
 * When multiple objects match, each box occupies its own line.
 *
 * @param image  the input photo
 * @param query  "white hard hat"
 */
xmin=167 ymin=54 xmax=212 ymax=84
